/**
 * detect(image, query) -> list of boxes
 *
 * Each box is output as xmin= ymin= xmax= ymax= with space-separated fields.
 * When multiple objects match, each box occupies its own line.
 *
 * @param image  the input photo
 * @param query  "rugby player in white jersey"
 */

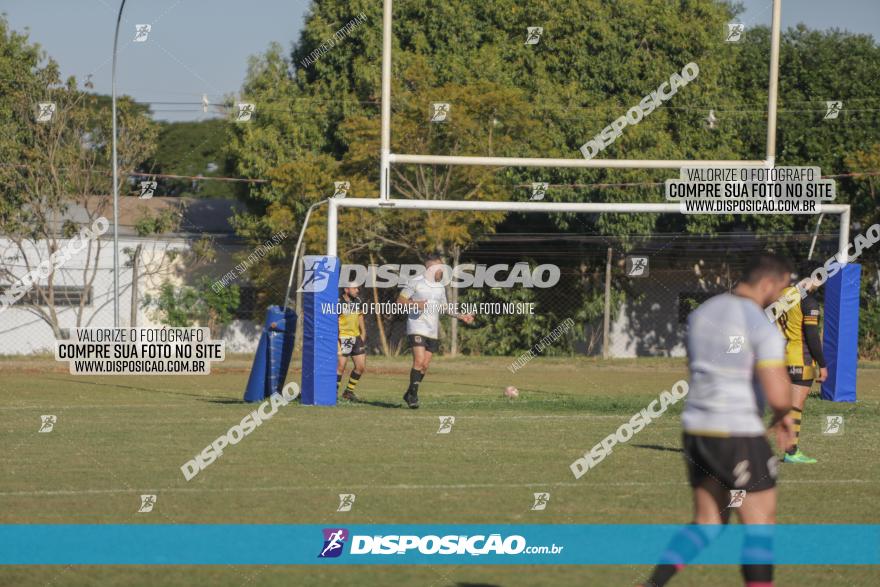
xmin=397 ymin=254 xmax=474 ymax=409
xmin=641 ymin=253 xmax=795 ymax=587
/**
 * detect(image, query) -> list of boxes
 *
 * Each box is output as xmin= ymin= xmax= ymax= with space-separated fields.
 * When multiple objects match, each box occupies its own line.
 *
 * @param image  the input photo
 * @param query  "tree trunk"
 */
xmin=130 ymin=245 xmax=142 ymax=327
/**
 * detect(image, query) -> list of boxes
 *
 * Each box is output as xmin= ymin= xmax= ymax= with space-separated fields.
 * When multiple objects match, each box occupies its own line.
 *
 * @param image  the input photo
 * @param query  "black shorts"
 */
xmin=338 ymin=336 xmax=365 ymax=357
xmin=408 ymin=334 xmax=440 ymax=353
xmin=787 ymin=365 xmax=813 ymax=387
xmin=683 ymin=433 xmax=778 ymax=492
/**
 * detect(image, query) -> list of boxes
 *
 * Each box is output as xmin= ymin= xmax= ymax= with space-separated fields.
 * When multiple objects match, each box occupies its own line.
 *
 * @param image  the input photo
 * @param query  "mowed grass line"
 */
xmin=1 ymin=356 xmax=878 ymax=586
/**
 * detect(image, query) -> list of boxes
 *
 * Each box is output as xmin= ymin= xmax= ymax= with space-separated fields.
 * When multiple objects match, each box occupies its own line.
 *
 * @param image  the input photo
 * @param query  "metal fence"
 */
xmin=341 ymin=231 xmax=867 ymax=359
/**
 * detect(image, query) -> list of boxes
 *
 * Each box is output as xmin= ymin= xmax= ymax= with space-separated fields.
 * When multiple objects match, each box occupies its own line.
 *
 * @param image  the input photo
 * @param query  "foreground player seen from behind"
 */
xmin=397 ymin=254 xmax=474 ymax=409
xmin=641 ymin=253 xmax=796 ymax=587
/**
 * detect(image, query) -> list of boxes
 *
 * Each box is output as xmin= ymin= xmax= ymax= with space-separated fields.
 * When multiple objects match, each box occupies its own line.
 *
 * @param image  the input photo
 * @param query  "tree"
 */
xmin=143 ymin=119 xmax=238 ymax=199
xmin=143 ymin=277 xmax=241 ymax=338
xmin=0 ymin=16 xmax=158 ymax=336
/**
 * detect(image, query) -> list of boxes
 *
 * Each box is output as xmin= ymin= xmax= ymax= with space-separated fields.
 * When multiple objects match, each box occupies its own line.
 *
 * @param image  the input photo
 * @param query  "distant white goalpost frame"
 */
xmin=378 ymin=0 xmax=784 ymax=200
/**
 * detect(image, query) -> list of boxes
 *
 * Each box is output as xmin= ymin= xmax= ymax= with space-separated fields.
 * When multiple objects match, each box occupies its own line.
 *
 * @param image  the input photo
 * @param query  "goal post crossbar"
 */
xmin=378 ymin=0 xmax=784 ymax=197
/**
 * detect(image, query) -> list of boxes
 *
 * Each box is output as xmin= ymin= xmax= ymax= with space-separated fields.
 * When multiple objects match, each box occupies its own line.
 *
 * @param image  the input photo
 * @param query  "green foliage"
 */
xmin=860 ymin=281 xmax=880 ymax=361
xmin=143 ymin=119 xmax=238 ymax=199
xmin=144 ymin=277 xmax=240 ymax=335
xmin=145 ymin=282 xmax=201 ymax=328
xmin=133 ymin=206 xmax=181 ymax=236
xmin=457 ymin=287 xmax=560 ymax=356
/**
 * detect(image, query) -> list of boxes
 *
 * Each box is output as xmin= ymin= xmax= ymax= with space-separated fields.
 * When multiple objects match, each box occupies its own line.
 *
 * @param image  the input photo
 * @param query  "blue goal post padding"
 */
xmin=243 ymin=306 xmax=297 ymax=403
xmin=301 ymin=255 xmax=339 ymax=406
xmin=821 ymin=263 xmax=861 ymax=403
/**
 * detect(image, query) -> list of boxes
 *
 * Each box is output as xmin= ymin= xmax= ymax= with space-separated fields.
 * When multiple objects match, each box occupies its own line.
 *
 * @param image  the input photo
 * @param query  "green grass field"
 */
xmin=1 ymin=355 xmax=878 ymax=586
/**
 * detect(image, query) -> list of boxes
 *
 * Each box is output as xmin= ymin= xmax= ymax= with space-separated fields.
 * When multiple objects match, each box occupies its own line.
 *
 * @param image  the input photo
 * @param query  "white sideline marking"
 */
xmin=0 ymin=478 xmax=871 ymax=497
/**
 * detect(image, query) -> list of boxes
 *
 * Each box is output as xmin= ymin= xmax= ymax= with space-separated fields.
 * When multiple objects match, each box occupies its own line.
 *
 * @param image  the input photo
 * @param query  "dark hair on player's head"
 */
xmin=740 ymin=252 xmax=793 ymax=285
xmin=424 ymin=252 xmax=444 ymax=264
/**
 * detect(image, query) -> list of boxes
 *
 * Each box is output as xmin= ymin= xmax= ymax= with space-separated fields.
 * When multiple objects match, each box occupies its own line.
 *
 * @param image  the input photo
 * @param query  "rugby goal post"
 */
xmin=292 ymin=0 xmax=859 ymax=405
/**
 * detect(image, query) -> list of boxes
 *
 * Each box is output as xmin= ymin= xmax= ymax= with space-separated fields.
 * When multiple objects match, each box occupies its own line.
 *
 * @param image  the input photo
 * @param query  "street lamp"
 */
xmin=111 ymin=0 xmax=127 ymax=328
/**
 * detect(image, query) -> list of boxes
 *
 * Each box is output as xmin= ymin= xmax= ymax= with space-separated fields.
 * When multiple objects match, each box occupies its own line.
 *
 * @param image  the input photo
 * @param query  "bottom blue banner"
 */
xmin=0 ymin=525 xmax=877 ymax=565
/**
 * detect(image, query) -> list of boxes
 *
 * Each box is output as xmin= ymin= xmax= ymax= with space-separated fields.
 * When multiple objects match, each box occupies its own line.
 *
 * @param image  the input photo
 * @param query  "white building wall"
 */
xmin=0 ymin=235 xmax=262 ymax=355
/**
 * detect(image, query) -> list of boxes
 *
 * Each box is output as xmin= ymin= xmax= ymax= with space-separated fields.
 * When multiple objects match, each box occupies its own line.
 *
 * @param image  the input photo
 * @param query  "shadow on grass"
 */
xmin=343 ymin=398 xmax=402 ymax=409
xmin=632 ymin=443 xmax=683 ymax=453
xmin=42 ymin=376 xmax=233 ymax=403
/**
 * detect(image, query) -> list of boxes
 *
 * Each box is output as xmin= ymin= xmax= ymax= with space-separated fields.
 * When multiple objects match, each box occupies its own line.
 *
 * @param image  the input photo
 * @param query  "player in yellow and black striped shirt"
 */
xmin=337 ymin=283 xmax=367 ymax=402
xmin=777 ymin=279 xmax=827 ymax=464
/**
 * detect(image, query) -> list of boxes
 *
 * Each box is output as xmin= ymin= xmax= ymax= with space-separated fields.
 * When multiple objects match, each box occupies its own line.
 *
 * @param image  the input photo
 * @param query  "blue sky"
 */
xmin=3 ymin=0 xmax=878 ymax=121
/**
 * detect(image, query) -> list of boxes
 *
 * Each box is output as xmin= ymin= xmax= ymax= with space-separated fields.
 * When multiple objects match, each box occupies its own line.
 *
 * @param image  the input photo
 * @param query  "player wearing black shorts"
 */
xmin=641 ymin=254 xmax=795 ymax=587
xmin=397 ymin=254 xmax=473 ymax=409
xmin=337 ymin=283 xmax=366 ymax=402
xmin=777 ymin=278 xmax=827 ymax=463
